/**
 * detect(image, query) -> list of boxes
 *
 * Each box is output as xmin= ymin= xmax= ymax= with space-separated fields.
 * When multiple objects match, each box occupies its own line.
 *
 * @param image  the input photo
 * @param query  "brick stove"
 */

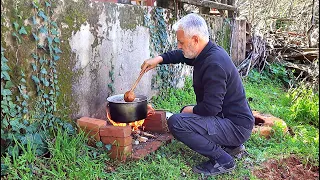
xmin=77 ymin=110 xmax=173 ymax=161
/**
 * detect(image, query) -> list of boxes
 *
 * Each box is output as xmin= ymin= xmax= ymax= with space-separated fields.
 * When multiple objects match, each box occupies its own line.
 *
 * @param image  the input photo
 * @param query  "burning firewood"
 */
xmin=138 ymin=136 xmax=148 ymax=143
xmin=133 ymin=129 xmax=156 ymax=138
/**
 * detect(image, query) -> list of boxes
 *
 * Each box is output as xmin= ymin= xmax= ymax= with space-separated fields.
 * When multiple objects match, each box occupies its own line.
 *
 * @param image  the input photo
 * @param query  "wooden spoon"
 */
xmin=124 ymin=70 xmax=146 ymax=102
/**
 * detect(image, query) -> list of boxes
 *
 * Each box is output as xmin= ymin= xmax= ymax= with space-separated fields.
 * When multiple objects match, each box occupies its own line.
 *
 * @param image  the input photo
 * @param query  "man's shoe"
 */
xmin=222 ymin=144 xmax=248 ymax=158
xmin=192 ymin=159 xmax=236 ymax=176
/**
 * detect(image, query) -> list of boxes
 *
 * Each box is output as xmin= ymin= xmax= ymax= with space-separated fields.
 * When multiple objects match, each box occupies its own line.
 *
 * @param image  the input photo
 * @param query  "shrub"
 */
xmin=289 ymin=85 xmax=319 ymax=127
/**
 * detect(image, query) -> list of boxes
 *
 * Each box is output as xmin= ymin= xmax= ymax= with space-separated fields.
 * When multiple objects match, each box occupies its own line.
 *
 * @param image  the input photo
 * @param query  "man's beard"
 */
xmin=182 ymin=43 xmax=197 ymax=59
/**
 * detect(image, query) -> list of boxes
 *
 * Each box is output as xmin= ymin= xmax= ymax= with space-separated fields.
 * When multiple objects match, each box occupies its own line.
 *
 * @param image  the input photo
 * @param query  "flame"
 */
xmin=107 ymin=112 xmax=144 ymax=131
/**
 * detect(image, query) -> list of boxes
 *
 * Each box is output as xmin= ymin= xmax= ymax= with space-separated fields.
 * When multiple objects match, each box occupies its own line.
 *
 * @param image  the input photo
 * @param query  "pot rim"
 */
xmin=106 ymin=94 xmax=147 ymax=104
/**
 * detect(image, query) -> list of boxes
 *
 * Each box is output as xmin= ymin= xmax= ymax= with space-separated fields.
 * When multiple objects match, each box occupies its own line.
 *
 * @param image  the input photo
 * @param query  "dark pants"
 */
xmin=167 ymin=113 xmax=252 ymax=160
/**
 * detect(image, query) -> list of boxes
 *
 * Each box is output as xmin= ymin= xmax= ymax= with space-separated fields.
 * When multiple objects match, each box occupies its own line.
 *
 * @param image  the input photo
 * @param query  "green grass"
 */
xmin=2 ymin=67 xmax=319 ymax=179
xmin=2 ymin=129 xmax=109 ymax=179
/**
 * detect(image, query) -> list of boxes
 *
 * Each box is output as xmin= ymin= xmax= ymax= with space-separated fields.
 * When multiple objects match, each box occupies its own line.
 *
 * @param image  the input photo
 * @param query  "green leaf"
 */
xmin=31 ymin=75 xmax=40 ymax=84
xmin=1 ymin=55 xmax=8 ymax=63
xmin=5 ymin=81 xmax=14 ymax=88
xmin=32 ymin=16 xmax=37 ymax=25
xmin=32 ymin=33 xmax=39 ymax=41
xmin=96 ymin=141 xmax=103 ymax=148
xmin=33 ymin=133 xmax=43 ymax=145
xmin=39 ymin=58 xmax=46 ymax=64
xmin=53 ymin=55 xmax=60 ymax=61
xmin=43 ymin=79 xmax=49 ymax=87
xmin=25 ymin=125 xmax=35 ymax=133
xmin=105 ymin=144 xmax=112 ymax=151
xmin=39 ymin=26 xmax=48 ymax=34
xmin=1 ymin=61 xmax=10 ymax=71
xmin=53 ymin=37 xmax=60 ymax=43
xmin=22 ymin=94 xmax=29 ymax=99
xmin=21 ymin=78 xmax=26 ymax=83
xmin=32 ymin=53 xmax=38 ymax=60
xmin=51 ymin=28 xmax=58 ymax=35
xmin=51 ymin=21 xmax=58 ymax=27
xmin=21 ymin=70 xmax=25 ymax=77
xmin=18 ymin=26 xmax=28 ymax=35
xmin=19 ymin=84 xmax=26 ymax=90
xmin=1 ymin=105 xmax=9 ymax=114
xmin=31 ymin=63 xmax=37 ymax=71
xmin=38 ymin=10 xmax=48 ymax=22
xmin=45 ymin=1 xmax=51 ymax=7
xmin=13 ymin=22 xmax=19 ymax=31
xmin=1 ymin=89 xmax=12 ymax=96
xmin=53 ymin=46 xmax=62 ymax=53
xmin=22 ymin=100 xmax=27 ymax=107
xmin=1 ymin=164 xmax=9 ymax=176
xmin=47 ymin=36 xmax=53 ymax=45
xmin=40 ymin=68 xmax=47 ymax=74
xmin=43 ymin=93 xmax=48 ymax=99
xmin=22 ymin=108 xmax=28 ymax=114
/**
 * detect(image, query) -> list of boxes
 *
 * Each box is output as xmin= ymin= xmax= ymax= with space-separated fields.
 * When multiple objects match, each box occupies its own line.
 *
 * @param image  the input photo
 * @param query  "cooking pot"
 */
xmin=106 ymin=94 xmax=147 ymax=123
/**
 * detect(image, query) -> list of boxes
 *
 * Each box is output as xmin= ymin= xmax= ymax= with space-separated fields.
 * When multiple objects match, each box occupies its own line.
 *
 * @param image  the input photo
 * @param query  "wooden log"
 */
xmin=227 ymin=0 xmax=235 ymax=18
xmin=179 ymin=0 xmax=237 ymax=11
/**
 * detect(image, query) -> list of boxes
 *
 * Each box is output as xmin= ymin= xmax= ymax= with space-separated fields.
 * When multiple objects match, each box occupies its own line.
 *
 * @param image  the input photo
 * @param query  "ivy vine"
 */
xmin=1 ymin=0 xmax=74 ymax=159
xmin=144 ymin=7 xmax=185 ymax=96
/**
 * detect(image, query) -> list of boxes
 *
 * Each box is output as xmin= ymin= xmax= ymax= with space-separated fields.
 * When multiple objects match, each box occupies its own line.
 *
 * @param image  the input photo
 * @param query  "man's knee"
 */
xmin=167 ymin=114 xmax=183 ymax=132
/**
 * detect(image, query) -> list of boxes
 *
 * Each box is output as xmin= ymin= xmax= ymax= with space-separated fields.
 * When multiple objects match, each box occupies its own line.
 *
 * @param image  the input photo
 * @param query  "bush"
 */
xmin=289 ymin=85 xmax=319 ymax=127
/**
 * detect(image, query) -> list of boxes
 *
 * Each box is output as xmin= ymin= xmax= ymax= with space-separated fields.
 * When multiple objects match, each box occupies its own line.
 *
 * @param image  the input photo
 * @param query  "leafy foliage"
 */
xmin=289 ymin=85 xmax=319 ymax=127
xmin=1 ymin=0 xmax=74 ymax=164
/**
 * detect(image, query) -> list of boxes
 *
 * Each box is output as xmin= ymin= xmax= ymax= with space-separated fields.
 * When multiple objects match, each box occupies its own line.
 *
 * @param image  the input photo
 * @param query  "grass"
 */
xmin=1 ymin=67 xmax=319 ymax=179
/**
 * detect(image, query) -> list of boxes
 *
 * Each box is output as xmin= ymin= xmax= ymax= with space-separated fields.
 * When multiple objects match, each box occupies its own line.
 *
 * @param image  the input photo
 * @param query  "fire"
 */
xmin=107 ymin=112 xmax=145 ymax=131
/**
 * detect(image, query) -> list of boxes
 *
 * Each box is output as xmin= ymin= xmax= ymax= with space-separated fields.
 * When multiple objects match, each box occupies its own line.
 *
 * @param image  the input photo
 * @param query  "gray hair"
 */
xmin=173 ymin=13 xmax=209 ymax=42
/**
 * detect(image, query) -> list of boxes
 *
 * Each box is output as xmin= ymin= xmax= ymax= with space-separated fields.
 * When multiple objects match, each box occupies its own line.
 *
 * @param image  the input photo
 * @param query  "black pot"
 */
xmin=106 ymin=94 xmax=147 ymax=123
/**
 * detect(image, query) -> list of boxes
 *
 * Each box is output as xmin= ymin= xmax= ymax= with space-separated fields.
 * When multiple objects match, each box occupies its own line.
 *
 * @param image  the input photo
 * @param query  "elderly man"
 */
xmin=141 ymin=13 xmax=254 ymax=176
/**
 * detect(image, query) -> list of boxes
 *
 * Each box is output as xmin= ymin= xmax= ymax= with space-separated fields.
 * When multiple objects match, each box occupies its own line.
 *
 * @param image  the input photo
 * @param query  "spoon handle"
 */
xmin=130 ymin=70 xmax=146 ymax=92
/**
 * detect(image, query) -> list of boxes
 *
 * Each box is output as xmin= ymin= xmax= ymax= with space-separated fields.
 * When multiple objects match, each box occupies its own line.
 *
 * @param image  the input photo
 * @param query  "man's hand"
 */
xmin=181 ymin=106 xmax=194 ymax=113
xmin=141 ymin=56 xmax=163 ymax=73
xmin=147 ymin=104 xmax=155 ymax=117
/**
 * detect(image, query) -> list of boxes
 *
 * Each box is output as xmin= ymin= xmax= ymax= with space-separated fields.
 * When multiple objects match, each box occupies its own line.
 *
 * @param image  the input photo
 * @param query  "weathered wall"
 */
xmin=1 ymin=0 xmax=228 ymax=122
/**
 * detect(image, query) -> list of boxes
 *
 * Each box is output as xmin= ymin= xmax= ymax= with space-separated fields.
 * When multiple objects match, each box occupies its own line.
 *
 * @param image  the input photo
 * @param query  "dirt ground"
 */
xmin=253 ymin=155 xmax=319 ymax=180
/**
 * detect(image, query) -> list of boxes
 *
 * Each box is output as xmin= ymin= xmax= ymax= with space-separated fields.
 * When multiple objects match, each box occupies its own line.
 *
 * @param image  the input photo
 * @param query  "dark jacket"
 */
xmin=160 ymin=41 xmax=254 ymax=129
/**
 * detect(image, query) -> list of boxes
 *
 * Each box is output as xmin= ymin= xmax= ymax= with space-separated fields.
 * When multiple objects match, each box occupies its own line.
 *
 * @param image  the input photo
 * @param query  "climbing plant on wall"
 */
xmin=1 ymin=0 xmax=73 ymax=157
xmin=144 ymin=7 xmax=185 ymax=95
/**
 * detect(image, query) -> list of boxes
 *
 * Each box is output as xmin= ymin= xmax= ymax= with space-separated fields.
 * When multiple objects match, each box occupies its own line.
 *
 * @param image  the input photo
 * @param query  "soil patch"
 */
xmin=253 ymin=155 xmax=319 ymax=180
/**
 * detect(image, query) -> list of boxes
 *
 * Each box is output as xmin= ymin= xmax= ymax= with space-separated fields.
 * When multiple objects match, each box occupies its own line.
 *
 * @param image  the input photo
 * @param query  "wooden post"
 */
xmin=227 ymin=0 xmax=235 ymax=18
xmin=218 ymin=0 xmax=227 ymax=17
xmin=231 ymin=19 xmax=246 ymax=66
xmin=157 ymin=0 xmax=175 ymax=9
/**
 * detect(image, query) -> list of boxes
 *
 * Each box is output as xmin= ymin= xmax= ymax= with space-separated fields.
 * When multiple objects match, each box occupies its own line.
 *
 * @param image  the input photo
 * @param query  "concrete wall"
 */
xmin=1 ymin=0 xmax=227 ymax=121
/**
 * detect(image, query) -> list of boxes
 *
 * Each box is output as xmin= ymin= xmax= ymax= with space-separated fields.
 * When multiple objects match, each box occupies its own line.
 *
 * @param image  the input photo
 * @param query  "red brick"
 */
xmin=100 ymin=125 xmax=131 ymax=137
xmin=253 ymin=111 xmax=288 ymax=130
xmin=108 ymin=144 xmax=132 ymax=161
xmin=253 ymin=126 xmax=273 ymax=138
xmin=77 ymin=117 xmax=106 ymax=132
xmin=252 ymin=111 xmax=288 ymax=138
xmin=101 ymin=136 xmax=132 ymax=146
xmin=132 ymin=141 xmax=162 ymax=159
xmin=131 ymin=133 xmax=173 ymax=160
xmin=143 ymin=111 xmax=168 ymax=133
